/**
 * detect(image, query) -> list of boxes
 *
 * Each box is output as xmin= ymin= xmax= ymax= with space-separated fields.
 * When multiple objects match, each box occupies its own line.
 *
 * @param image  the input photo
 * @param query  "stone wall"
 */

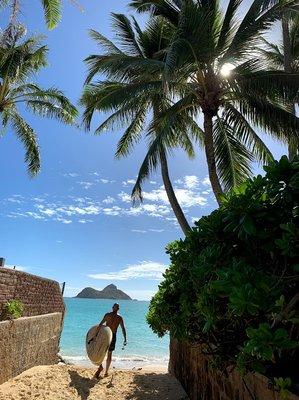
xmin=0 ymin=313 xmax=63 ymax=384
xmin=0 ymin=268 xmax=64 ymax=316
xmin=169 ymin=339 xmax=298 ymax=400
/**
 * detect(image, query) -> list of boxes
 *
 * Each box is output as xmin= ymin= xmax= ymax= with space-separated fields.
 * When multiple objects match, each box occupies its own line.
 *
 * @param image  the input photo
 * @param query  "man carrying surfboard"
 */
xmin=93 ymin=303 xmax=127 ymax=379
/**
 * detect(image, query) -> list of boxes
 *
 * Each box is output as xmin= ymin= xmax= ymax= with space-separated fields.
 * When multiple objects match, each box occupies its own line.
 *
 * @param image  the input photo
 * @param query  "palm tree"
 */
xmin=81 ymin=15 xmax=205 ymax=234
xmin=0 ymin=33 xmax=78 ymax=174
xmin=130 ymin=0 xmax=299 ymax=204
xmin=259 ymin=13 xmax=299 ymax=158
xmin=1 ymin=0 xmax=62 ymax=30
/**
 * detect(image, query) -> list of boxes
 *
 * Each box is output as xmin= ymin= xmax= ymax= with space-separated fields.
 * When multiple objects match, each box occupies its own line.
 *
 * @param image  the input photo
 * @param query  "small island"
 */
xmin=75 ymin=284 xmax=132 ymax=300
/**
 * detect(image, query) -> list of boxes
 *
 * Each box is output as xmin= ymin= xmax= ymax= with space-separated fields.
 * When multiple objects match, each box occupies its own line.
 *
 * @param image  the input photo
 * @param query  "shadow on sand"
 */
xmin=68 ymin=370 xmax=97 ymax=400
xmin=125 ymin=372 xmax=189 ymax=400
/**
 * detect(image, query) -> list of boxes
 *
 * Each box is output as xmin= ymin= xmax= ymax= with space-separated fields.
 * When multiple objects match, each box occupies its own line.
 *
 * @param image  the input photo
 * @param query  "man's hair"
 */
xmin=113 ymin=303 xmax=119 ymax=308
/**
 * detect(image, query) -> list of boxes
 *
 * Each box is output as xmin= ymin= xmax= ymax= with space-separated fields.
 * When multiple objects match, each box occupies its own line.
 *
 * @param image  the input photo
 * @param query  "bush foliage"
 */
xmin=2 ymin=300 xmax=24 ymax=320
xmin=147 ymin=156 xmax=299 ymax=379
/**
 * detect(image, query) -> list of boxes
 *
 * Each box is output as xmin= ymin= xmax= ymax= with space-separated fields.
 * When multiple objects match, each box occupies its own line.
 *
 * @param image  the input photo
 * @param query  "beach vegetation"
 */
xmin=1 ymin=299 xmax=23 ymax=319
xmin=147 ymin=155 xmax=299 ymax=387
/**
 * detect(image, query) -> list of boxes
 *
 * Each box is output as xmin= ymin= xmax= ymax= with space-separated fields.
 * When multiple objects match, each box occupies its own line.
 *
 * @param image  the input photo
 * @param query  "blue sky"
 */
xmin=0 ymin=0 xmax=286 ymax=299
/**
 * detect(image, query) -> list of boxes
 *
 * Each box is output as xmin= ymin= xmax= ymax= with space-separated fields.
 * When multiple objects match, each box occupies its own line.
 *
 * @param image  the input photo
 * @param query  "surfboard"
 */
xmin=86 ymin=325 xmax=113 ymax=365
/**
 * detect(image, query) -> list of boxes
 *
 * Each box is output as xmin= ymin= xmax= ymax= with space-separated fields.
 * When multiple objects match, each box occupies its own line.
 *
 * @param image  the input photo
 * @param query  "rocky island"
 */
xmin=75 ymin=284 xmax=132 ymax=300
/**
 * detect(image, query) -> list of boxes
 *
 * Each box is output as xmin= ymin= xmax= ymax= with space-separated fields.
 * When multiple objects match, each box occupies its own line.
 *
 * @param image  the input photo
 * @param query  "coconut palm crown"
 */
xmin=129 ymin=0 xmax=299 ymax=203
xmin=81 ymin=15 xmax=208 ymax=234
xmin=0 ymin=33 xmax=78 ymax=175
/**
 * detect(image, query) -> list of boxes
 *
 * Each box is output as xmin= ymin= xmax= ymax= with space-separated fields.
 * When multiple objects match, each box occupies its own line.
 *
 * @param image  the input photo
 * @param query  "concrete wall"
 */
xmin=169 ymin=339 xmax=298 ymax=400
xmin=0 ymin=313 xmax=63 ymax=384
xmin=0 ymin=268 xmax=65 ymax=383
xmin=0 ymin=268 xmax=64 ymax=316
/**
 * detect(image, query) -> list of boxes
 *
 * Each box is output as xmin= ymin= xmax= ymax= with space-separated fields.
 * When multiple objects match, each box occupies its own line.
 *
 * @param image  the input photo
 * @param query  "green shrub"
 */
xmin=2 ymin=299 xmax=24 ymax=319
xmin=148 ymin=156 xmax=299 ymax=382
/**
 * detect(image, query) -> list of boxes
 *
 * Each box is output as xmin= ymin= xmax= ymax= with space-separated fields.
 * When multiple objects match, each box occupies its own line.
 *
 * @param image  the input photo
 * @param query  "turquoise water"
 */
xmin=60 ymin=298 xmax=169 ymax=368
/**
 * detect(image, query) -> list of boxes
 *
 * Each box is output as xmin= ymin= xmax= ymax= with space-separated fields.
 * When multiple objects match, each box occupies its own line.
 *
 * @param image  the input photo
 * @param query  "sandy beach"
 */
xmin=0 ymin=364 xmax=188 ymax=400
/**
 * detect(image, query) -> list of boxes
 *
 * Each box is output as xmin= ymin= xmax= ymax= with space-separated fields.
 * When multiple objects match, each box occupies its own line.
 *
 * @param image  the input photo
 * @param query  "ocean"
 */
xmin=60 ymin=298 xmax=169 ymax=368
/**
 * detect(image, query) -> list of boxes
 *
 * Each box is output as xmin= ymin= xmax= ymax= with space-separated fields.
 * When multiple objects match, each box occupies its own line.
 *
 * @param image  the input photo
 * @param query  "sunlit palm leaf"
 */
xmin=41 ymin=0 xmax=61 ymax=29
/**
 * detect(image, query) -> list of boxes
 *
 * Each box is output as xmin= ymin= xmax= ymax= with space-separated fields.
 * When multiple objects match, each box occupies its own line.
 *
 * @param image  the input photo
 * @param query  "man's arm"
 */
xmin=99 ymin=313 xmax=108 ymax=326
xmin=87 ymin=314 xmax=108 ymax=344
xmin=120 ymin=317 xmax=127 ymax=344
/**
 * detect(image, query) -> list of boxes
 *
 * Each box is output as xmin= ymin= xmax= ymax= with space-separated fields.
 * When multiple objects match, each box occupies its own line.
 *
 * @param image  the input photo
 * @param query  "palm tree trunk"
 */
xmin=282 ymin=14 xmax=297 ymax=159
xmin=203 ymin=113 xmax=223 ymax=205
xmin=159 ymin=149 xmax=191 ymax=235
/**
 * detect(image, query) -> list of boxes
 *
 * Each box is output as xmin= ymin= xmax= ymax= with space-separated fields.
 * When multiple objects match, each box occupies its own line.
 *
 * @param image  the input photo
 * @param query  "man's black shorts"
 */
xmin=109 ymin=333 xmax=117 ymax=352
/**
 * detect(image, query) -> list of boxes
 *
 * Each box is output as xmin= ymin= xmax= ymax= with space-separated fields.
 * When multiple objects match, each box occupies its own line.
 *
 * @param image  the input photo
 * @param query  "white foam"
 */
xmin=59 ymin=353 xmax=169 ymax=369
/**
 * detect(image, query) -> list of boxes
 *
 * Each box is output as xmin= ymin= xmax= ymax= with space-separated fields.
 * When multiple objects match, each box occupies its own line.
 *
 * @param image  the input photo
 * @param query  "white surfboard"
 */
xmin=86 ymin=325 xmax=113 ymax=365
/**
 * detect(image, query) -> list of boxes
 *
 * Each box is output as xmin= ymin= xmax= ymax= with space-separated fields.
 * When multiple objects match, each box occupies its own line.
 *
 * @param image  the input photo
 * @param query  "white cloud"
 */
xmin=78 ymin=219 xmax=92 ymax=224
xmin=122 ymin=179 xmax=136 ymax=187
xmin=26 ymin=211 xmax=46 ymax=220
xmin=202 ymin=176 xmax=211 ymax=186
xmin=149 ymin=229 xmax=164 ymax=233
xmin=55 ymin=217 xmax=72 ymax=224
xmin=78 ymin=181 xmax=94 ymax=189
xmin=6 ymin=197 xmax=24 ymax=204
xmin=118 ymin=192 xmax=132 ymax=203
xmin=102 ymin=206 xmax=122 ymax=216
xmin=102 ymin=196 xmax=115 ymax=204
xmin=88 ymin=261 xmax=167 ymax=281
xmin=131 ymin=229 xmax=147 ymax=233
xmin=149 ymin=181 xmax=157 ymax=185
xmin=140 ymin=187 xmax=207 ymax=208
xmin=184 ymin=175 xmax=199 ymax=189
xmin=62 ymin=172 xmax=79 ymax=178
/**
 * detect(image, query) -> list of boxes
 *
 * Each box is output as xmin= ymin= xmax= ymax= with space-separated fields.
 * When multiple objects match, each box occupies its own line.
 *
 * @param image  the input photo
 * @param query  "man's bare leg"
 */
xmin=94 ymin=364 xmax=103 ymax=379
xmin=105 ymin=352 xmax=112 ymax=376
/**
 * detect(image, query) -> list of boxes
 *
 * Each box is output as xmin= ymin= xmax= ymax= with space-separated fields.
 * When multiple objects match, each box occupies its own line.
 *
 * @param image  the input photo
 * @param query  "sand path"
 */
xmin=0 ymin=365 xmax=189 ymax=400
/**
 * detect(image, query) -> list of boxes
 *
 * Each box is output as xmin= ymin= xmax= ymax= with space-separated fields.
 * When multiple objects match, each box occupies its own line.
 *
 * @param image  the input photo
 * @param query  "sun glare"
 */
xmin=220 ymin=63 xmax=235 ymax=77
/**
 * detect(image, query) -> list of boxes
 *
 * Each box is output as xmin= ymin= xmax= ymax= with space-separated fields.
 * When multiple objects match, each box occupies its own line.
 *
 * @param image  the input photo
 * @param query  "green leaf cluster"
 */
xmin=1 ymin=299 xmax=24 ymax=319
xmin=147 ymin=155 xmax=299 ymax=381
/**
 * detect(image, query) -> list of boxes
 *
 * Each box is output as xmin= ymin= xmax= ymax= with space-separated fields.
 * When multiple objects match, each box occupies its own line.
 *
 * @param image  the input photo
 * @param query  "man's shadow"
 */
xmin=68 ymin=370 xmax=98 ymax=400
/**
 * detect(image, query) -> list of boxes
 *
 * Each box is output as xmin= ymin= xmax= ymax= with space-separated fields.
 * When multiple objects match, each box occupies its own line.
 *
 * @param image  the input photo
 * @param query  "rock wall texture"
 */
xmin=0 ymin=268 xmax=64 ymax=316
xmin=0 ymin=312 xmax=63 ymax=384
xmin=169 ymin=339 xmax=298 ymax=400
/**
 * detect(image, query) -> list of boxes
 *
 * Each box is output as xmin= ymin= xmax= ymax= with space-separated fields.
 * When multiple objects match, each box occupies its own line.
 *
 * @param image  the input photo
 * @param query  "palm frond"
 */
xmin=26 ymin=87 xmax=78 ymax=123
xmin=88 ymin=29 xmax=123 ymax=55
xmin=93 ymin=100 xmax=146 ymax=134
xmin=225 ymin=0 xmax=298 ymax=61
xmin=111 ymin=13 xmax=144 ymax=57
xmin=10 ymin=111 xmax=40 ymax=175
xmin=129 ymin=0 xmax=180 ymax=25
xmin=213 ymin=116 xmax=253 ymax=191
xmin=81 ymin=80 xmax=165 ymax=130
xmin=217 ymin=0 xmax=241 ymax=53
xmin=223 ymin=104 xmax=274 ymax=164
xmin=41 ymin=0 xmax=61 ymax=29
xmin=239 ymin=96 xmax=299 ymax=143
xmin=0 ymin=37 xmax=48 ymax=80
xmin=131 ymin=133 xmax=165 ymax=201
xmin=115 ymin=108 xmax=147 ymax=158
xmin=235 ymin=69 xmax=299 ymax=103
xmin=83 ymin=53 xmax=164 ymax=84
